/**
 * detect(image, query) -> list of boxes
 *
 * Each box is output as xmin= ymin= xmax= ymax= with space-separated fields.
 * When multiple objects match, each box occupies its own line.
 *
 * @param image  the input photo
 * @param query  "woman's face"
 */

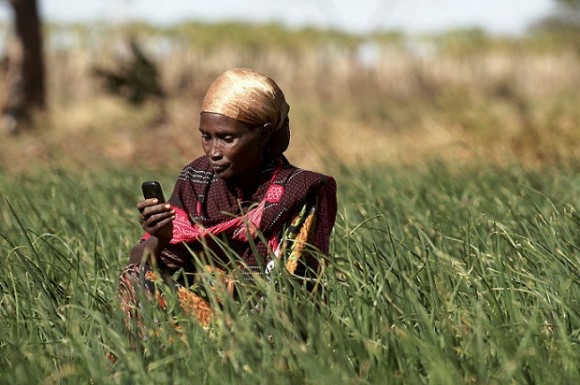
xmin=199 ymin=112 xmax=268 ymax=182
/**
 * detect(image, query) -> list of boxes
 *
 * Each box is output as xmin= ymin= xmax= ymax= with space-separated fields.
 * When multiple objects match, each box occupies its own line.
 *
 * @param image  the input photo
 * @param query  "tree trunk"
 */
xmin=3 ymin=0 xmax=46 ymax=132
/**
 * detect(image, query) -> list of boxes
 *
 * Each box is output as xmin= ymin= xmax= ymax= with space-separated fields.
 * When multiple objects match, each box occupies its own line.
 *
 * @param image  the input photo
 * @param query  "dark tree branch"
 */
xmin=2 ymin=0 xmax=46 ymax=132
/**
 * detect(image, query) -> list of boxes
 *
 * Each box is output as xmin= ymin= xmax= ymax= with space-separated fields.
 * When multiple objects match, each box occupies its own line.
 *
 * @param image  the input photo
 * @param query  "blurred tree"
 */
xmin=1 ymin=0 xmax=46 ymax=133
xmin=553 ymin=0 xmax=580 ymax=17
xmin=531 ymin=0 xmax=580 ymax=39
xmin=93 ymin=38 xmax=165 ymax=106
xmin=92 ymin=38 xmax=167 ymax=125
xmin=554 ymin=0 xmax=580 ymax=7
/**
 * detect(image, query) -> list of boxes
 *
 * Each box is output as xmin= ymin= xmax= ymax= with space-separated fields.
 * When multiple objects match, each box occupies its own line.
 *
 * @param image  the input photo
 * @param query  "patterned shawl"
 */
xmin=143 ymin=155 xmax=337 ymax=277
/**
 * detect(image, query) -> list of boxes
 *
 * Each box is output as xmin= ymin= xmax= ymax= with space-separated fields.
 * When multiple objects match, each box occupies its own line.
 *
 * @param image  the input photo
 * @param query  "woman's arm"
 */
xmin=129 ymin=235 xmax=171 ymax=265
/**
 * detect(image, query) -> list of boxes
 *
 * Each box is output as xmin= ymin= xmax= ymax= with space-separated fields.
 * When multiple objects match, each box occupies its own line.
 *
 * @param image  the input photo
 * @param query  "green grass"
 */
xmin=0 ymin=162 xmax=578 ymax=384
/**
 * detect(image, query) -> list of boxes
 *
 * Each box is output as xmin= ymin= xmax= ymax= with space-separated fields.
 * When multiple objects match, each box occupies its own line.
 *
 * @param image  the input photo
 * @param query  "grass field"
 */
xmin=0 ymin=161 xmax=578 ymax=384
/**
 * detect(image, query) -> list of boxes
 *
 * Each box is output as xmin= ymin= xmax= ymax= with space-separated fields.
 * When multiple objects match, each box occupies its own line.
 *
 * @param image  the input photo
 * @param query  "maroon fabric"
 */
xmin=142 ymin=155 xmax=337 ymax=277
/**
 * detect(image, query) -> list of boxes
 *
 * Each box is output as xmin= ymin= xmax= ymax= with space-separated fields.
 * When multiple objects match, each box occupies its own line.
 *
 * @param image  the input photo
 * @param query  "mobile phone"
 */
xmin=141 ymin=181 xmax=165 ymax=203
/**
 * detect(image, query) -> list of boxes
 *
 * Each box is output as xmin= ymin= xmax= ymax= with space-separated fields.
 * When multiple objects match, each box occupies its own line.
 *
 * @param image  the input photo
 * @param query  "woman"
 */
xmin=118 ymin=68 xmax=337 ymax=328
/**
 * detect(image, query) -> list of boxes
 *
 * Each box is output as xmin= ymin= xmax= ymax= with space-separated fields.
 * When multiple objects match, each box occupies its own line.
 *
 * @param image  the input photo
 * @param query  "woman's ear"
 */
xmin=259 ymin=123 xmax=273 ymax=146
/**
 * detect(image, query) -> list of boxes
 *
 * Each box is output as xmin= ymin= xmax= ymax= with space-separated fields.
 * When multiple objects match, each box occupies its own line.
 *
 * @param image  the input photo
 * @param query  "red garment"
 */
xmin=143 ymin=155 xmax=337 ymax=277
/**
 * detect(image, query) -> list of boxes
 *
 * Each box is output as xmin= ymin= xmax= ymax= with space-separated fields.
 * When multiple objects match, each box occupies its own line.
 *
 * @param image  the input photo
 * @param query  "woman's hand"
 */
xmin=137 ymin=198 xmax=175 ymax=241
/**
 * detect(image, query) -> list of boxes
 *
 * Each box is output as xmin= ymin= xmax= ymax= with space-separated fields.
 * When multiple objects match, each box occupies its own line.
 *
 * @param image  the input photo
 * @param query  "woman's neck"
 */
xmin=225 ymin=155 xmax=281 ymax=200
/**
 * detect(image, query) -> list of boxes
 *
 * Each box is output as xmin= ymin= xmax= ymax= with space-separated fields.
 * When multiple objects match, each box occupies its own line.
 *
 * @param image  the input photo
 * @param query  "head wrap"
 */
xmin=201 ymin=68 xmax=290 ymax=154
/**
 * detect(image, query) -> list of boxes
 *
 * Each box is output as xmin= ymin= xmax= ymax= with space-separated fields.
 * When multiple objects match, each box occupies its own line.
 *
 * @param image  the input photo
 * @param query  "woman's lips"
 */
xmin=211 ymin=163 xmax=228 ymax=173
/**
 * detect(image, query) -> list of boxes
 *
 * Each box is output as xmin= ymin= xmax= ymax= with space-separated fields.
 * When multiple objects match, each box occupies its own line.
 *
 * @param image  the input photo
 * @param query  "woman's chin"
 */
xmin=214 ymin=168 xmax=233 ymax=179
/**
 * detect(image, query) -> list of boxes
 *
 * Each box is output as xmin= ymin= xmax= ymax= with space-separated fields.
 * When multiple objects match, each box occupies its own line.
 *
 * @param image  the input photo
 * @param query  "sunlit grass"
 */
xmin=0 ymin=162 xmax=578 ymax=384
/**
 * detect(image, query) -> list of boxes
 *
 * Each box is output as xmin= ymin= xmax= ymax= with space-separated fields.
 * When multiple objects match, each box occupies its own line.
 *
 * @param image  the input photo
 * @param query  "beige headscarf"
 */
xmin=201 ymin=68 xmax=290 ymax=154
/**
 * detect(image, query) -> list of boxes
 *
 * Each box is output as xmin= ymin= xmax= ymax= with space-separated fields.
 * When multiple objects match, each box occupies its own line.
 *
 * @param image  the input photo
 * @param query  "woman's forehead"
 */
xmin=199 ymin=112 xmax=253 ymax=132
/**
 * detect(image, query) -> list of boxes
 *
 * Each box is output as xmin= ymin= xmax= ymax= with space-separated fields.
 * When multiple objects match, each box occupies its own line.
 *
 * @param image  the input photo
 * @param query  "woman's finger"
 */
xmin=149 ymin=216 xmax=175 ymax=231
xmin=143 ymin=203 xmax=172 ymax=215
xmin=142 ymin=210 xmax=175 ymax=229
xmin=136 ymin=198 xmax=161 ymax=211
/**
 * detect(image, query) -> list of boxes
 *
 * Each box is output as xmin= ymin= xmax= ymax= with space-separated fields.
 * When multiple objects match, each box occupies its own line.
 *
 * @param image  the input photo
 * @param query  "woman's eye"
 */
xmin=221 ymin=136 xmax=235 ymax=144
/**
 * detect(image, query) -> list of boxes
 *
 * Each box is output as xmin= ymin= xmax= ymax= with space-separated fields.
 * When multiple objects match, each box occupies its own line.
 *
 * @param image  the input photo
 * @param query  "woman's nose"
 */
xmin=209 ymin=141 xmax=222 ymax=159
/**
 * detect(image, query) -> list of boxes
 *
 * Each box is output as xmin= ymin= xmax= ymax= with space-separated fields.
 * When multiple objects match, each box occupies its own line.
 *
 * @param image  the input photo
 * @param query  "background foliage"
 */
xmin=0 ymin=20 xmax=579 ymax=172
